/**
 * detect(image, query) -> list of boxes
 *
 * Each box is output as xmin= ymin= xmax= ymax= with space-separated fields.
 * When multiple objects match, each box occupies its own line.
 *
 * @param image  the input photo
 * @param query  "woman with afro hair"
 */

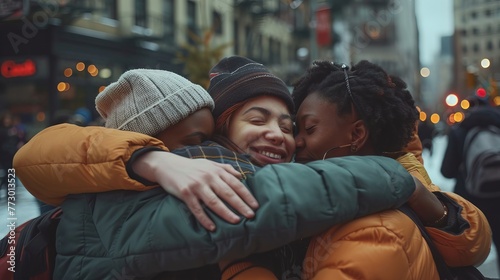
xmin=220 ymin=60 xmax=491 ymax=280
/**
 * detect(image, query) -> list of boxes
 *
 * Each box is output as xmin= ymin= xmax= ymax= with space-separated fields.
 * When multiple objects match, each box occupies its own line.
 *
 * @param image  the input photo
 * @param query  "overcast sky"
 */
xmin=415 ymin=0 xmax=454 ymax=66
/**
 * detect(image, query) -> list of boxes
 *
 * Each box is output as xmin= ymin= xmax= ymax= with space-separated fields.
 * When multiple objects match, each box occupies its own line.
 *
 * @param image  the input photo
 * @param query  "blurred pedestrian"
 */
xmin=441 ymin=94 xmax=500 ymax=271
xmin=0 ymin=112 xmax=26 ymax=198
xmin=418 ymin=119 xmax=436 ymax=156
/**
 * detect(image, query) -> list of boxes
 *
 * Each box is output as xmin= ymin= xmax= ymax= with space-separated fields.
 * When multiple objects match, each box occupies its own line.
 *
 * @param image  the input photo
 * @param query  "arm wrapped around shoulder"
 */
xmin=62 ymin=155 xmax=415 ymax=277
xmin=246 ymin=155 xmax=416 ymax=240
xmin=13 ymin=124 xmax=167 ymax=205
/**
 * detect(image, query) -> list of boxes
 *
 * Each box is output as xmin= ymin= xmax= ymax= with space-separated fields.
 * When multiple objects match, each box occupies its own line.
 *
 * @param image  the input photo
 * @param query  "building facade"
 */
xmin=330 ymin=0 xmax=422 ymax=103
xmin=0 ymin=0 xmax=301 ymax=136
xmin=453 ymin=0 xmax=500 ymax=98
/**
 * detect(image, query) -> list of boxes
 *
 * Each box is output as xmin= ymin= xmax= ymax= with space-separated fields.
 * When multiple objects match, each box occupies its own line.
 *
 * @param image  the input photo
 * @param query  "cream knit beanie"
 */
xmin=96 ymin=69 xmax=214 ymax=136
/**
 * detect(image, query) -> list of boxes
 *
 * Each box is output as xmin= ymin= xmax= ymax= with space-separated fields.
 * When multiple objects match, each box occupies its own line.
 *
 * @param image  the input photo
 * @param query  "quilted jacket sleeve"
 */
xmin=55 ymin=156 xmax=415 ymax=278
xmin=426 ymin=192 xmax=492 ymax=267
xmin=399 ymin=153 xmax=492 ymax=267
xmin=13 ymin=124 xmax=167 ymax=205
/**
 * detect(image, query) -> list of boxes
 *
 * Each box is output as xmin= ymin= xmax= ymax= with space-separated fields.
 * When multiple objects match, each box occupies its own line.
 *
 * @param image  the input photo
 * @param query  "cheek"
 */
xmin=307 ymin=134 xmax=329 ymax=154
xmin=162 ymin=137 xmax=182 ymax=151
xmin=227 ymin=122 xmax=248 ymax=147
xmin=284 ymin=134 xmax=296 ymax=154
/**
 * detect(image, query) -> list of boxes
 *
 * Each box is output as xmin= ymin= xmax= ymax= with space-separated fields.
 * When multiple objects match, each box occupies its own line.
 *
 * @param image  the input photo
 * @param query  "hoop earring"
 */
xmin=350 ymin=144 xmax=357 ymax=152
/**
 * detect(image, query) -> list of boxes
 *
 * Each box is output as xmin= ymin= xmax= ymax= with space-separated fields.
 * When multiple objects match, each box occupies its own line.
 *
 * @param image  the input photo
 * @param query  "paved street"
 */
xmin=0 ymin=134 xmax=498 ymax=277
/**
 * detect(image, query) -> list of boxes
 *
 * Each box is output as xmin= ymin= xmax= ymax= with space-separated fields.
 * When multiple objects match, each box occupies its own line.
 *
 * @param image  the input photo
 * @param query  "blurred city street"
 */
xmin=0 ymin=135 xmax=498 ymax=278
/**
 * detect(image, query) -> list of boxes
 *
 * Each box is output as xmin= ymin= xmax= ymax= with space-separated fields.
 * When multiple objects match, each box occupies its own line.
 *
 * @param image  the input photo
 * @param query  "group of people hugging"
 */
xmin=14 ymin=56 xmax=492 ymax=279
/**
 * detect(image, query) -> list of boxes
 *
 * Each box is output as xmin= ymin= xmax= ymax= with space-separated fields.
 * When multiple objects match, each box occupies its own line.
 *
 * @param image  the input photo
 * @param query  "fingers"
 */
xmin=216 ymin=162 xmax=243 ymax=179
xmin=183 ymin=193 xmax=217 ymax=232
xmin=214 ymin=163 xmax=258 ymax=209
xmin=199 ymin=187 xmax=242 ymax=224
xmin=219 ymin=171 xmax=259 ymax=210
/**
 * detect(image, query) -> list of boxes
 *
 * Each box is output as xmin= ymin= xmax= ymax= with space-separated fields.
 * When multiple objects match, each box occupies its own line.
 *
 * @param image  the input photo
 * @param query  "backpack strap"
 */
xmin=15 ymin=207 xmax=62 ymax=280
xmin=398 ymin=204 xmax=455 ymax=279
xmin=398 ymin=204 xmax=489 ymax=280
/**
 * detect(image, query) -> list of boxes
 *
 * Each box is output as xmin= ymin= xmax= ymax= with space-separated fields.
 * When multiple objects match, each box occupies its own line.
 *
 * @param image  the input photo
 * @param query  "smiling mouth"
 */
xmin=259 ymin=150 xmax=282 ymax=159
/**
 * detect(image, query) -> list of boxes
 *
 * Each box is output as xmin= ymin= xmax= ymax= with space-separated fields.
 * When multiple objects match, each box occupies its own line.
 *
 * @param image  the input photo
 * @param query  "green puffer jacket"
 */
xmin=55 ymin=156 xmax=414 ymax=280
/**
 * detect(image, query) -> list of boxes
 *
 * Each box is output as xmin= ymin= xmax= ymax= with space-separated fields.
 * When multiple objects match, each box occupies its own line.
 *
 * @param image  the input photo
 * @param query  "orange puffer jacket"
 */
xmin=222 ymin=153 xmax=492 ymax=280
xmin=224 ymin=208 xmax=439 ymax=280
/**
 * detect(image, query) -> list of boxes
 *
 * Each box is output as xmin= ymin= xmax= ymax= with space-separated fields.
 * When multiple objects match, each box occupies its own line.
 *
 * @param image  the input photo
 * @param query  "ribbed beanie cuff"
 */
xmin=96 ymin=69 xmax=214 ymax=136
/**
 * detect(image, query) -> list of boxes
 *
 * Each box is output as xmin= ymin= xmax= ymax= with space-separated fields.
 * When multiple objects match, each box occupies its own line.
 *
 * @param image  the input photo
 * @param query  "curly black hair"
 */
xmin=292 ymin=60 xmax=419 ymax=155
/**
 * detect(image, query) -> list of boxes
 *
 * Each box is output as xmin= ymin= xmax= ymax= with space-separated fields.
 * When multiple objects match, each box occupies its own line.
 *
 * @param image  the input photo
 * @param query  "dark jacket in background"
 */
xmin=441 ymin=105 xmax=500 ymax=271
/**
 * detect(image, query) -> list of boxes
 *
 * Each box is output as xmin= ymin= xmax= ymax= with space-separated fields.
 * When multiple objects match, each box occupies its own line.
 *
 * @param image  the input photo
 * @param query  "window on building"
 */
xmin=463 ymin=45 xmax=468 ymax=54
xmin=485 ymin=9 xmax=491 ymax=17
xmin=487 ymin=25 xmax=492 ymax=34
xmin=245 ymin=25 xmax=252 ymax=56
xmin=187 ymin=0 xmax=197 ymax=33
xmin=461 ymin=29 xmax=467 ymax=36
xmin=473 ymin=43 xmax=479 ymax=52
xmin=275 ymin=41 xmax=281 ymax=64
xmin=163 ymin=0 xmax=174 ymax=41
xmin=473 ymin=27 xmax=479 ymax=35
xmin=103 ymin=0 xmax=117 ymax=19
xmin=256 ymin=34 xmax=262 ymax=61
xmin=487 ymin=41 xmax=493 ymax=50
xmin=234 ymin=19 xmax=239 ymax=54
xmin=269 ymin=38 xmax=275 ymax=63
xmin=471 ymin=11 xmax=477 ymax=19
xmin=135 ymin=0 xmax=147 ymax=27
xmin=213 ymin=11 xmax=222 ymax=35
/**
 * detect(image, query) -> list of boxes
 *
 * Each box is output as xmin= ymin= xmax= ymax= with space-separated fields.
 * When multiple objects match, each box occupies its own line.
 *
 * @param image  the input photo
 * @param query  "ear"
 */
xmin=351 ymin=119 xmax=369 ymax=151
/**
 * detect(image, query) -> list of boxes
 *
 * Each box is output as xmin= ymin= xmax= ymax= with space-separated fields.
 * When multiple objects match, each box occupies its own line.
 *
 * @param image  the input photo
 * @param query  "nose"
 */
xmin=264 ymin=123 xmax=285 ymax=145
xmin=295 ymin=135 xmax=304 ymax=149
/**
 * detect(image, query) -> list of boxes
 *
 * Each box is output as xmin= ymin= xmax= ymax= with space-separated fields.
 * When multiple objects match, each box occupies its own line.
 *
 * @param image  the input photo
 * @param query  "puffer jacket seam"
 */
xmin=269 ymin=164 xmax=293 ymax=232
xmin=308 ymin=223 xmax=412 ymax=279
xmin=372 ymin=158 xmax=404 ymax=205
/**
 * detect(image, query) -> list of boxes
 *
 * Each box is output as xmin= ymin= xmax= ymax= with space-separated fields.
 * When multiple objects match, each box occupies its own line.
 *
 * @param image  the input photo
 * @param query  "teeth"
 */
xmin=259 ymin=151 xmax=282 ymax=159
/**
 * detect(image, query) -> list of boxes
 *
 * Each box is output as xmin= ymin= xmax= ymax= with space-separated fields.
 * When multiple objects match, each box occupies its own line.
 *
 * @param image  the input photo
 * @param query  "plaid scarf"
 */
xmin=172 ymin=140 xmax=259 ymax=179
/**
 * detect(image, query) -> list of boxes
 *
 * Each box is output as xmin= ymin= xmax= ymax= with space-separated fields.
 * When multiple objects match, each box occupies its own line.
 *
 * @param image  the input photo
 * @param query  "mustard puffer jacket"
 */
xmin=14 ymin=124 xmax=491 ymax=269
xmin=222 ymin=153 xmax=492 ymax=280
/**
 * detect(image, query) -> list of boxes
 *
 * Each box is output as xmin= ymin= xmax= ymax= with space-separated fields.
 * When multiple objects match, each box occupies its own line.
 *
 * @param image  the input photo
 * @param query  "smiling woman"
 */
xmin=223 ymin=96 xmax=295 ymax=165
xmin=207 ymin=56 xmax=296 ymax=166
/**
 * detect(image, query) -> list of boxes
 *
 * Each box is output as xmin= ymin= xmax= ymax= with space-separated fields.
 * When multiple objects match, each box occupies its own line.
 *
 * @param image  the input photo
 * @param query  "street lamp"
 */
xmin=445 ymin=93 xmax=459 ymax=107
xmin=420 ymin=67 xmax=430 ymax=78
xmin=481 ymin=58 xmax=490 ymax=69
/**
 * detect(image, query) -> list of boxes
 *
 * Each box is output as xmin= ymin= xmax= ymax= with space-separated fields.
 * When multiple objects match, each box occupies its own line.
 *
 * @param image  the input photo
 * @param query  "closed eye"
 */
xmin=249 ymin=118 xmax=266 ymax=125
xmin=305 ymin=126 xmax=316 ymax=134
xmin=280 ymin=125 xmax=292 ymax=134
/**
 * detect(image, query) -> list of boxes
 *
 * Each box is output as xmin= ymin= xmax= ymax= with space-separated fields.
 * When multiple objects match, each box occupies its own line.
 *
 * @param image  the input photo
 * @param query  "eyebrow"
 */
xmin=297 ymin=113 xmax=313 ymax=123
xmin=242 ymin=107 xmax=293 ymax=122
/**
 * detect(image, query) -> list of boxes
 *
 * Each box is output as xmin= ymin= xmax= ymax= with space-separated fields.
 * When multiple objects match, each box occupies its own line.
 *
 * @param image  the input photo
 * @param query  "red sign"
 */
xmin=316 ymin=6 xmax=332 ymax=47
xmin=1 ymin=59 xmax=36 ymax=78
xmin=0 ymin=0 xmax=24 ymax=20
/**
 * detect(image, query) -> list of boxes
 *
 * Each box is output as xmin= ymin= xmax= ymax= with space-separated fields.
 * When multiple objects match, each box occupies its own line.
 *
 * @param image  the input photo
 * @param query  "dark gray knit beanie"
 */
xmin=208 ymin=56 xmax=294 ymax=120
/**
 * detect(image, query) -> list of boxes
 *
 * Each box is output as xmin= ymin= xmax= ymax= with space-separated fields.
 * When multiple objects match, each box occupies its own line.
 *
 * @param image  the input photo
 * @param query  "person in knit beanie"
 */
xmin=200 ymin=56 xmax=296 ymax=166
xmin=95 ymin=69 xmax=215 ymax=149
xmin=207 ymin=56 xmax=294 ymax=135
